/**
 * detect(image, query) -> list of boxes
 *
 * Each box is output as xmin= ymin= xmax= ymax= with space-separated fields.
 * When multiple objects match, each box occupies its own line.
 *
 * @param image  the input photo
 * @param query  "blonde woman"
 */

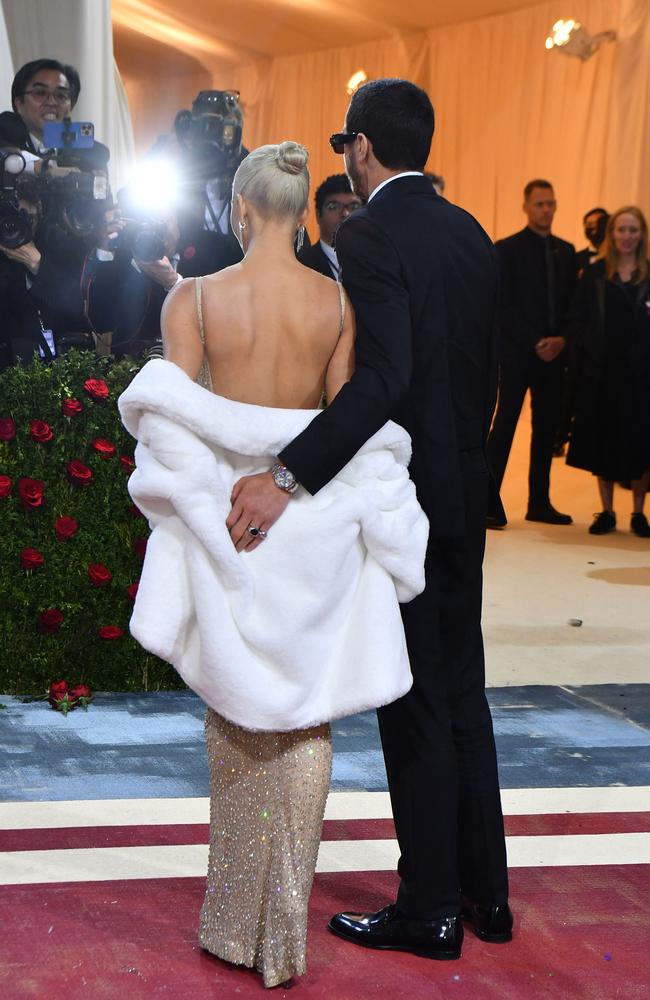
xmin=567 ymin=206 xmax=650 ymax=536
xmin=118 ymin=141 xmax=427 ymax=988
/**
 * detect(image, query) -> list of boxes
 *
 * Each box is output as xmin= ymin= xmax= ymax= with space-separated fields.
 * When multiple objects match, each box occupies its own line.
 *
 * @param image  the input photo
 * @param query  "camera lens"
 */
xmin=0 ymin=207 xmax=32 ymax=249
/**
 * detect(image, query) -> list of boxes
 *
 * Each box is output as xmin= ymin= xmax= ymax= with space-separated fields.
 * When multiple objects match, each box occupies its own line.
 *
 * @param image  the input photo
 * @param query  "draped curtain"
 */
xmin=1 ymin=0 xmax=135 ymax=191
xmin=206 ymin=0 xmax=644 ymax=246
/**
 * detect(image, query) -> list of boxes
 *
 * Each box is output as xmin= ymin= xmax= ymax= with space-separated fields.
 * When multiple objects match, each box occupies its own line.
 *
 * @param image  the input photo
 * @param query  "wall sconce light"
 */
xmin=346 ymin=70 xmax=367 ymax=95
xmin=545 ymin=19 xmax=616 ymax=60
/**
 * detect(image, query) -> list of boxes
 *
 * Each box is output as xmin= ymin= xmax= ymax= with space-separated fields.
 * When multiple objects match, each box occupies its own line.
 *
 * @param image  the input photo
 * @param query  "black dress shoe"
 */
xmin=631 ymin=512 xmax=650 ymax=537
xmin=486 ymin=512 xmax=507 ymax=529
xmin=525 ymin=503 xmax=572 ymax=525
xmin=461 ymin=899 xmax=513 ymax=942
xmin=328 ymin=904 xmax=462 ymax=960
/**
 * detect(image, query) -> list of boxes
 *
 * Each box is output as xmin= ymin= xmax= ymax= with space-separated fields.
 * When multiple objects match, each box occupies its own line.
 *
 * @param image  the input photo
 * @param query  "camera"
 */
xmin=173 ymin=90 xmax=244 ymax=185
xmin=0 ymin=150 xmax=39 ymax=248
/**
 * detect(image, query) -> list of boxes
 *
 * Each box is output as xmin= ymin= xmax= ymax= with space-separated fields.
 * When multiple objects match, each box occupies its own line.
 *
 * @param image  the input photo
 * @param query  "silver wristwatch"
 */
xmin=271 ymin=462 xmax=298 ymax=494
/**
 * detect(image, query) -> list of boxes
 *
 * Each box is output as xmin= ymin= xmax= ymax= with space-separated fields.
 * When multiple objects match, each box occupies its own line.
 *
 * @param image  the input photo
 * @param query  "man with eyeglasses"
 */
xmin=0 ymin=59 xmax=79 ymax=168
xmin=298 ymin=174 xmax=361 ymax=279
xmin=227 ymin=79 xmax=511 ymax=961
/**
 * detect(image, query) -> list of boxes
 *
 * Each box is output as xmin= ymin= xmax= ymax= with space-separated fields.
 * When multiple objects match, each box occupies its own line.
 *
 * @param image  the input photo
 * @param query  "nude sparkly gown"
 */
xmin=193 ymin=277 xmax=335 ymax=988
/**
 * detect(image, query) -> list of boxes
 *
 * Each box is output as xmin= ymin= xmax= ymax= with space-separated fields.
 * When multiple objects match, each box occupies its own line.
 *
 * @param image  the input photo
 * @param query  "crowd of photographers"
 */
xmin=0 ymin=58 xmax=247 ymax=370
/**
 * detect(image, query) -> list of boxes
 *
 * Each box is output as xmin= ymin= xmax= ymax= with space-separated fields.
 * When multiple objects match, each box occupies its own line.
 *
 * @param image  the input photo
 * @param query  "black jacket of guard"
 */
xmin=280 ymin=175 xmax=500 ymax=538
xmin=297 ymin=239 xmax=337 ymax=279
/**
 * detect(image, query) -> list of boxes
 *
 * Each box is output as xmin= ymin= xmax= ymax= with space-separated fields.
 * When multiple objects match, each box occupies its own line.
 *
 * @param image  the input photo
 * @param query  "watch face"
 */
xmin=276 ymin=468 xmax=295 ymax=489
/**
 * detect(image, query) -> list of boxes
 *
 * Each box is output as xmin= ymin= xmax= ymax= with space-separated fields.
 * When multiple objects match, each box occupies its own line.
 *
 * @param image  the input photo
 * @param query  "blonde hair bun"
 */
xmin=233 ymin=141 xmax=310 ymax=220
xmin=276 ymin=140 xmax=309 ymax=175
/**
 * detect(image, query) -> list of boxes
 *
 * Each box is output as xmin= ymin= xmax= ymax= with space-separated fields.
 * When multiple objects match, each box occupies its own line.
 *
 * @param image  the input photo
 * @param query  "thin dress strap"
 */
xmin=195 ymin=277 xmax=213 ymax=391
xmin=337 ymin=280 xmax=346 ymax=336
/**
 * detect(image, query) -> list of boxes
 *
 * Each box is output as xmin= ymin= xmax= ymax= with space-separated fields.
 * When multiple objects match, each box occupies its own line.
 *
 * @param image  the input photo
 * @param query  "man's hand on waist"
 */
xmin=227 ymin=471 xmax=292 ymax=552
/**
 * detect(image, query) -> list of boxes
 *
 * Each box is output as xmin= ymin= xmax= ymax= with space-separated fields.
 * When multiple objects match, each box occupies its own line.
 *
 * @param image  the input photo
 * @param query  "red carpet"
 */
xmin=1 ymin=867 xmax=647 ymax=999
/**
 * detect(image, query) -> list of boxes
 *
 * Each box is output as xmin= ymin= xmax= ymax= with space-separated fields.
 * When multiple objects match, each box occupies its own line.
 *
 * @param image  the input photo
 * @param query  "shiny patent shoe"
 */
xmin=328 ymin=904 xmax=462 ymax=959
xmin=461 ymin=898 xmax=513 ymax=942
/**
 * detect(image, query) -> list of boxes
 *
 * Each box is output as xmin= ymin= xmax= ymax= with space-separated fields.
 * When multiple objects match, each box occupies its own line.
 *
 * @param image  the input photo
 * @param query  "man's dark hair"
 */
xmin=11 ymin=59 xmax=81 ymax=111
xmin=347 ymin=79 xmax=434 ymax=171
xmin=314 ymin=174 xmax=352 ymax=215
xmin=582 ymin=206 xmax=608 ymax=223
xmin=523 ymin=179 xmax=554 ymax=200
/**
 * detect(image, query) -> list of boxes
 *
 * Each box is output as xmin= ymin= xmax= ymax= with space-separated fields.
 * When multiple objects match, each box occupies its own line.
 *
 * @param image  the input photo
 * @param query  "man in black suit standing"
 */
xmin=298 ymin=174 xmax=361 ymax=279
xmin=226 ymin=79 xmax=511 ymax=960
xmin=487 ymin=180 xmax=576 ymax=526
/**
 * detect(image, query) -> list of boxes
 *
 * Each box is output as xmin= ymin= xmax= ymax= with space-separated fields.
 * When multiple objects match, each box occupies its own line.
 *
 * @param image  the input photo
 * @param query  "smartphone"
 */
xmin=42 ymin=121 xmax=94 ymax=150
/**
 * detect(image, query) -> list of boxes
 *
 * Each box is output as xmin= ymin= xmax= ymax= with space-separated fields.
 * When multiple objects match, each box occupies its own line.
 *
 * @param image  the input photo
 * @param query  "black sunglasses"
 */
xmin=329 ymin=132 xmax=358 ymax=154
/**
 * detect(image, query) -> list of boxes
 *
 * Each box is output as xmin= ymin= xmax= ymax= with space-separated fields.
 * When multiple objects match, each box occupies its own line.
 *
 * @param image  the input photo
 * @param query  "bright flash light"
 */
xmin=346 ymin=70 xmax=368 ymax=96
xmin=546 ymin=18 xmax=579 ymax=49
xmin=127 ymin=157 xmax=180 ymax=216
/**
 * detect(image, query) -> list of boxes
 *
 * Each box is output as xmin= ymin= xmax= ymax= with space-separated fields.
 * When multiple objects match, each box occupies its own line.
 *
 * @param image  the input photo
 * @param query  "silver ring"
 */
xmin=247 ymin=525 xmax=267 ymax=539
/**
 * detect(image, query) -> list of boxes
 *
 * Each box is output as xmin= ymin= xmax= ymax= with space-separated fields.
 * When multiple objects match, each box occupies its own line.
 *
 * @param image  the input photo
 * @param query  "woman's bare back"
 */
xmin=162 ymin=255 xmax=355 ymax=409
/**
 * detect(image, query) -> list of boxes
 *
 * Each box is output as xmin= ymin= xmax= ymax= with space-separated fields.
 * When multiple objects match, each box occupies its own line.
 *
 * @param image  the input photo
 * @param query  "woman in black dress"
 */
xmin=566 ymin=206 xmax=650 ymax=536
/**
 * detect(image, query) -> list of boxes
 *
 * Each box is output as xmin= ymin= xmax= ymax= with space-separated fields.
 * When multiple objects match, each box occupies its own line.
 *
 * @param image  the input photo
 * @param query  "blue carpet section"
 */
xmin=0 ymin=685 xmax=648 ymax=802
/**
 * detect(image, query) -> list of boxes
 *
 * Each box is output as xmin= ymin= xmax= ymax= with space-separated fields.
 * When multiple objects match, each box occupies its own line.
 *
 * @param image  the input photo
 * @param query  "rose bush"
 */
xmin=0 ymin=350 xmax=182 ymax=695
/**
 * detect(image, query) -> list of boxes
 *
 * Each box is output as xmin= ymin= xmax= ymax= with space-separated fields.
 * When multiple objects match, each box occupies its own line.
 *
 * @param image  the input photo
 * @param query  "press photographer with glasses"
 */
xmin=0 ymin=59 xmax=79 ymax=165
xmin=298 ymin=173 xmax=362 ymax=279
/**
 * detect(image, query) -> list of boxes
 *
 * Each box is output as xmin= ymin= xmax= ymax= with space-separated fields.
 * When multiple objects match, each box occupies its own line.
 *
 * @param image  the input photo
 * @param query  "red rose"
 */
xmin=129 ymin=503 xmax=144 ymax=518
xmin=61 ymin=397 xmax=83 ymax=417
xmin=39 ymin=608 xmax=64 ymax=634
xmin=20 ymin=547 xmax=45 ymax=570
xmin=0 ymin=417 xmax=17 ymax=442
xmin=30 ymin=420 xmax=54 ymax=443
xmin=68 ymin=683 xmax=93 ymax=708
xmin=92 ymin=438 xmax=116 ymax=458
xmin=83 ymin=378 xmax=109 ymax=401
xmin=67 ymin=460 xmax=93 ymax=487
xmin=133 ymin=537 xmax=148 ymax=559
xmin=0 ymin=475 xmax=12 ymax=498
xmin=48 ymin=679 xmax=68 ymax=707
xmin=120 ymin=455 xmax=135 ymax=472
xmin=55 ymin=515 xmax=78 ymax=540
xmin=88 ymin=563 xmax=112 ymax=586
xmin=183 ymin=245 xmax=196 ymax=260
xmin=126 ymin=581 xmax=139 ymax=601
xmin=98 ymin=625 xmax=124 ymax=640
xmin=18 ymin=477 xmax=45 ymax=509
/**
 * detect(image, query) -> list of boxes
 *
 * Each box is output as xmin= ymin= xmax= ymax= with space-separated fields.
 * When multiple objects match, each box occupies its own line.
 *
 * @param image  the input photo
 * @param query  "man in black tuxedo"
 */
xmin=226 ymin=79 xmax=511 ymax=960
xmin=298 ymin=174 xmax=361 ymax=279
xmin=487 ymin=180 xmax=576 ymax=526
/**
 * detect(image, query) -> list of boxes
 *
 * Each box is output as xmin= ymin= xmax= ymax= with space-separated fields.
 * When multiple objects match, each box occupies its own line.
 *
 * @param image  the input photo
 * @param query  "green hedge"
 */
xmin=0 ymin=351 xmax=183 ymax=694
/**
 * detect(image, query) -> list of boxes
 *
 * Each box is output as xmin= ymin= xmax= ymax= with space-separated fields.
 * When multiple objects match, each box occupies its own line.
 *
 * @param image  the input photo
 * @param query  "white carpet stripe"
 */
xmin=1 ymin=833 xmax=649 ymax=886
xmin=0 ymin=787 xmax=648 ymax=830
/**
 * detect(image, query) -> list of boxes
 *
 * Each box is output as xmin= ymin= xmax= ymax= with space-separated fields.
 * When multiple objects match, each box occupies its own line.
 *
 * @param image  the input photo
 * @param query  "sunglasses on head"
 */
xmin=329 ymin=132 xmax=358 ymax=154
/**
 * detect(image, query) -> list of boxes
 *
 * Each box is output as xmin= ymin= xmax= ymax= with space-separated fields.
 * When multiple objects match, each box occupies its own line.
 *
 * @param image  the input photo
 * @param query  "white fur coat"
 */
xmin=118 ymin=359 xmax=428 ymax=731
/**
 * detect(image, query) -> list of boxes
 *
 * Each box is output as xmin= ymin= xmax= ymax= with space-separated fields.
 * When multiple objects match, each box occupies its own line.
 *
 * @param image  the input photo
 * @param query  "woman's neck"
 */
xmin=616 ymin=253 xmax=636 ymax=280
xmin=243 ymin=224 xmax=298 ymax=263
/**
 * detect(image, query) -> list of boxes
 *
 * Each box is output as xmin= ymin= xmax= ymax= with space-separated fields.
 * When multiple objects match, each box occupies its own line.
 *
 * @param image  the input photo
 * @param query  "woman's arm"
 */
xmin=160 ymin=277 xmax=204 ymax=379
xmin=325 ymin=292 xmax=356 ymax=403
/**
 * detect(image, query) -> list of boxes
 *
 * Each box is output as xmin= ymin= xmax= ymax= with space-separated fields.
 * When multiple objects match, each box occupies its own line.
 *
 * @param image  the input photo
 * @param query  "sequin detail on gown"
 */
xmin=199 ymin=709 xmax=332 ymax=988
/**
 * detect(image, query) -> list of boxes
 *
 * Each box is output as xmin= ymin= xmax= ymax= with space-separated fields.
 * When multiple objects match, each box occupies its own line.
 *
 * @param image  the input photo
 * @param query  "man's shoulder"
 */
xmin=495 ymin=228 xmax=528 ymax=250
xmin=0 ymin=111 xmax=32 ymax=150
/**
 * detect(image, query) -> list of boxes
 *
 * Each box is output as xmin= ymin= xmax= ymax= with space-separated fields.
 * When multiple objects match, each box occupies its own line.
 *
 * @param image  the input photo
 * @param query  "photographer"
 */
xmin=1 ymin=59 xmax=113 ymax=356
xmin=85 ymin=192 xmax=238 ymax=358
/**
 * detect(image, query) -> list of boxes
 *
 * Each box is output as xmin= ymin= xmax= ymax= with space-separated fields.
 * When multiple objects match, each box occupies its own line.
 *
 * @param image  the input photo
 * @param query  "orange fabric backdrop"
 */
xmin=117 ymin=0 xmax=650 ymax=246
xmin=119 ymin=0 xmax=649 ymax=247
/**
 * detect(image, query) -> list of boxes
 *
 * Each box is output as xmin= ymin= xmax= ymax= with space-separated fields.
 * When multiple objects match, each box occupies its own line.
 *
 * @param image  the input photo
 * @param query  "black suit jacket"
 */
xmin=496 ymin=227 xmax=576 ymax=361
xmin=280 ymin=176 xmax=500 ymax=538
xmin=298 ymin=240 xmax=337 ymax=279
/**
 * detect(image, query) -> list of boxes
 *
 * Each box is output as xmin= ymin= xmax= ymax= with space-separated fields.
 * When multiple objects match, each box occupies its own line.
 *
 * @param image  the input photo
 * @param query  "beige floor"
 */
xmin=483 ymin=397 xmax=650 ymax=687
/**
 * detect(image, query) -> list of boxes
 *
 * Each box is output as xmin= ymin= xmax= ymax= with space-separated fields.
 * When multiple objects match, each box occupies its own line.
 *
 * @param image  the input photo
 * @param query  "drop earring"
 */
xmin=296 ymin=225 xmax=305 ymax=253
